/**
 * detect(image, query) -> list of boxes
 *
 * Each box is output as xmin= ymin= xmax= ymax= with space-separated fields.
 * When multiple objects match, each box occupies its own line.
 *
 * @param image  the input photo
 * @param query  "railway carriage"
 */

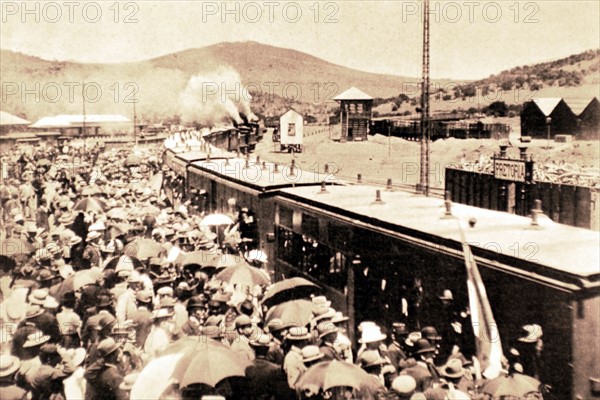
xmin=162 ymin=141 xmax=599 ymax=399
xmin=272 ymin=184 xmax=599 ymax=400
xmin=186 ymin=156 xmax=338 ymax=264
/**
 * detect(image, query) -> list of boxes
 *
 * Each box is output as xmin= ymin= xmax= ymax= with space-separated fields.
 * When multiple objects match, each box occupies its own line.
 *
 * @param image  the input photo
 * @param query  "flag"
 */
xmin=459 ymin=224 xmax=503 ymax=379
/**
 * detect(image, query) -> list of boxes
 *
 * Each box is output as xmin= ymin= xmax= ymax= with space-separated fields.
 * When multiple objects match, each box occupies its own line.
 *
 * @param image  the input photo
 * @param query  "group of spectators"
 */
xmin=0 ymin=140 xmax=545 ymax=400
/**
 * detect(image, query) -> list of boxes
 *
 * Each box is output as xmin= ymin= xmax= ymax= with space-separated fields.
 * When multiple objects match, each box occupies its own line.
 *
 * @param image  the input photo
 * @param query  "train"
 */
xmin=200 ymin=122 xmax=263 ymax=153
xmin=161 ymin=142 xmax=599 ymax=400
xmin=370 ymin=116 xmax=511 ymax=141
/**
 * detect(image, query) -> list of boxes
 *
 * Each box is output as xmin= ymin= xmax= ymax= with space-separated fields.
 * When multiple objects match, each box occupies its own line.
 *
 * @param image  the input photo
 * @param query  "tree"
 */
xmin=487 ymin=101 xmax=508 ymax=117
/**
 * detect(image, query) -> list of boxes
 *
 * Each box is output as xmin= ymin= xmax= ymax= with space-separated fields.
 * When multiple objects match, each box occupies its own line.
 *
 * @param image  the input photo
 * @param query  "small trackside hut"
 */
xmin=276 ymin=109 xmax=304 ymax=153
xmin=334 ymin=87 xmax=373 ymax=142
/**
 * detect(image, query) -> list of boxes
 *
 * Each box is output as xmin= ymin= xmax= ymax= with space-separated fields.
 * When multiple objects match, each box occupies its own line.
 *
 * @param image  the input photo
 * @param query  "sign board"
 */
xmin=494 ymin=158 xmax=529 ymax=182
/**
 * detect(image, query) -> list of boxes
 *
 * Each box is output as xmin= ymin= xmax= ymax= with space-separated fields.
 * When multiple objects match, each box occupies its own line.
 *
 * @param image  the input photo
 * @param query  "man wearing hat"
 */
xmin=245 ymin=334 xmax=293 ymax=399
xmin=356 ymin=324 xmax=390 ymax=367
xmin=400 ymin=338 xmax=438 ymax=392
xmin=359 ymin=350 xmax=389 ymax=394
xmin=86 ymin=314 xmax=117 ymax=367
xmin=0 ymin=355 xmax=29 ymax=400
xmin=516 ymin=323 xmax=544 ymax=379
xmin=229 ymin=315 xmax=255 ymax=361
xmin=84 ymin=338 xmax=127 ymax=400
xmin=181 ymin=295 xmax=207 ymax=336
xmin=22 ymin=300 xmax=61 ymax=345
xmin=116 ymin=271 xmax=143 ymax=323
xmin=82 ymin=231 xmax=103 ymax=269
xmin=29 ymin=343 xmax=71 ymax=400
xmin=144 ymin=308 xmax=175 ymax=360
xmin=81 ymin=294 xmax=115 ymax=348
xmin=130 ymin=290 xmax=154 ymax=348
xmin=388 ymin=323 xmax=410 ymax=371
xmin=282 ymin=326 xmax=311 ymax=389
xmin=317 ymin=322 xmax=342 ymax=361
xmin=330 ymin=311 xmax=353 ymax=364
xmin=17 ymin=330 xmax=51 ymax=387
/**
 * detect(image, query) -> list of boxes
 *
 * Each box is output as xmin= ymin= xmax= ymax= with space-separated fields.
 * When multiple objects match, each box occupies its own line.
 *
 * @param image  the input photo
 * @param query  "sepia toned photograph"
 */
xmin=0 ymin=1 xmax=599 ymax=399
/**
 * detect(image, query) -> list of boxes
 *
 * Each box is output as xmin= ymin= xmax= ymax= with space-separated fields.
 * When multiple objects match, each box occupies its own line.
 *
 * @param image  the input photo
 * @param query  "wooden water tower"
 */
xmin=334 ymin=87 xmax=373 ymax=142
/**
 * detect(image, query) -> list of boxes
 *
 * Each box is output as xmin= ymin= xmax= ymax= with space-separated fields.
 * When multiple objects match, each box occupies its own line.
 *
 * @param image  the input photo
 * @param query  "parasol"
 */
xmin=262 ymin=277 xmax=320 ymax=307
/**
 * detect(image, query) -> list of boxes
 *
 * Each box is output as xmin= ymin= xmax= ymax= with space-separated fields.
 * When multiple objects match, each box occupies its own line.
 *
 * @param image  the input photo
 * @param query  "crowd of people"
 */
xmin=0 ymin=140 xmax=546 ymax=400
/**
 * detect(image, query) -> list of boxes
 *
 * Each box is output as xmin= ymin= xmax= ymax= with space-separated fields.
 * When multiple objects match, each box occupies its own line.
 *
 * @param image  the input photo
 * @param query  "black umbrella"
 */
xmin=262 ymin=277 xmax=320 ymax=308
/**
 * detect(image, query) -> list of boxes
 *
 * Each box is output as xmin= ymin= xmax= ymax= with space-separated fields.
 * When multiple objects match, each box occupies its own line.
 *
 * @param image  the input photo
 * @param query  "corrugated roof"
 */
xmin=563 ymin=98 xmax=596 ymax=116
xmin=30 ymin=114 xmax=131 ymax=128
xmin=334 ymin=87 xmax=373 ymax=101
xmin=0 ymin=111 xmax=30 ymax=126
xmin=278 ymin=184 xmax=600 ymax=281
xmin=531 ymin=98 xmax=562 ymax=116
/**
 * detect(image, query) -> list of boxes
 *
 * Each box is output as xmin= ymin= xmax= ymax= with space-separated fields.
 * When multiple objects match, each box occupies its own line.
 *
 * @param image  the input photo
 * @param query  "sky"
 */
xmin=1 ymin=0 xmax=599 ymax=79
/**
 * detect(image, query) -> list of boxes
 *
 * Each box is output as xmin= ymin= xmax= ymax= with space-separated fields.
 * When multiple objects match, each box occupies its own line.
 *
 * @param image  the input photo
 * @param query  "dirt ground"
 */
xmin=254 ymin=126 xmax=600 ymax=192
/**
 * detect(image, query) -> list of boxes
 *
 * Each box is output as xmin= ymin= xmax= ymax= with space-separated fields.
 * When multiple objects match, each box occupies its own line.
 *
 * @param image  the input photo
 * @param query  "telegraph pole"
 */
xmin=82 ymin=81 xmax=86 ymax=154
xmin=133 ymin=99 xmax=138 ymax=145
xmin=419 ymin=0 xmax=431 ymax=196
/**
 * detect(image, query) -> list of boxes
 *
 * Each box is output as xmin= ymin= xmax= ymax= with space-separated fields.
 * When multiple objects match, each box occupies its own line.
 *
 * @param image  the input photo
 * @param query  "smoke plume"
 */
xmin=179 ymin=66 xmax=257 ymax=127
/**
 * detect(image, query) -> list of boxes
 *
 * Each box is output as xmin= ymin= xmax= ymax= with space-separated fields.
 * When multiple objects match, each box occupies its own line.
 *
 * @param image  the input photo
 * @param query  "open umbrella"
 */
xmin=177 ymin=251 xmax=221 ymax=269
xmin=171 ymin=340 xmax=251 ymax=388
xmin=104 ymin=255 xmax=144 ymax=271
xmin=73 ymin=198 xmax=106 ymax=213
xmin=295 ymin=360 xmax=376 ymax=392
xmin=130 ymin=353 xmax=184 ymax=400
xmin=214 ymin=253 xmax=247 ymax=270
xmin=482 ymin=373 xmax=542 ymax=398
xmin=73 ymin=268 xmax=102 ymax=291
xmin=107 ymin=222 xmax=132 ymax=239
xmin=106 ymin=208 xmax=129 ymax=220
xmin=262 ymin=277 xmax=320 ymax=307
xmin=265 ymin=299 xmax=314 ymax=328
xmin=214 ymin=263 xmax=270 ymax=287
xmin=81 ymin=186 xmax=102 ymax=196
xmin=200 ymin=214 xmax=234 ymax=226
xmin=131 ymin=204 xmax=160 ymax=217
xmin=123 ymin=238 xmax=166 ymax=260
xmin=125 ymin=154 xmax=142 ymax=166
xmin=0 ymin=238 xmax=34 ymax=257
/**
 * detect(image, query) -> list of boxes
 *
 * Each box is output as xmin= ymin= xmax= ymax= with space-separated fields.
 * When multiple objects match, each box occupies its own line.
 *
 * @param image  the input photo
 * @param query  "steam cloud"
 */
xmin=179 ymin=67 xmax=257 ymax=127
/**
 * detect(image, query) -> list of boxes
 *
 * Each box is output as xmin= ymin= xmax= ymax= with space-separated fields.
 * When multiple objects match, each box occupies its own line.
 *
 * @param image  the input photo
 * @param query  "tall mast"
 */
xmin=82 ymin=81 xmax=86 ymax=154
xmin=420 ymin=0 xmax=430 ymax=196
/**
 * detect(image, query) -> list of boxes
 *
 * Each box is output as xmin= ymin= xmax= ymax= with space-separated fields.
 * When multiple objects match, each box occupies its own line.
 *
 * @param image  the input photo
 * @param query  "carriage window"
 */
xmin=276 ymin=226 xmax=347 ymax=292
xmin=279 ymin=206 xmax=293 ymax=229
xmin=301 ymin=213 xmax=319 ymax=239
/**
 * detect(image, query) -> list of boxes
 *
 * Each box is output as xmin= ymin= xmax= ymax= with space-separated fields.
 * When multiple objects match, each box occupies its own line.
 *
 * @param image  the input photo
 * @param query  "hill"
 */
xmin=1 ymin=41 xmax=427 ymax=123
xmin=2 ymin=43 xmax=598 ymax=124
xmin=374 ymin=49 xmax=600 ymax=118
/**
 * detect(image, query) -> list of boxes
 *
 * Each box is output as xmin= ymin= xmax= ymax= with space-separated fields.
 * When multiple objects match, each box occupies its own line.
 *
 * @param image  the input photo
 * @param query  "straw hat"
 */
xmin=0 ymin=355 xmax=21 ymax=378
xmin=391 ymin=375 xmax=417 ymax=395
xmin=86 ymin=231 xmax=101 ymax=241
xmin=360 ymin=350 xmax=386 ymax=368
xmin=285 ymin=326 xmax=312 ymax=341
xmin=28 ymin=289 xmax=49 ymax=306
xmin=43 ymin=296 xmax=60 ymax=310
xmin=358 ymin=325 xmax=387 ymax=344
xmin=301 ymin=345 xmax=324 ymax=363
xmin=440 ymin=358 xmax=465 ymax=379
xmin=23 ymin=330 xmax=51 ymax=348
xmin=317 ymin=322 xmax=338 ymax=339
